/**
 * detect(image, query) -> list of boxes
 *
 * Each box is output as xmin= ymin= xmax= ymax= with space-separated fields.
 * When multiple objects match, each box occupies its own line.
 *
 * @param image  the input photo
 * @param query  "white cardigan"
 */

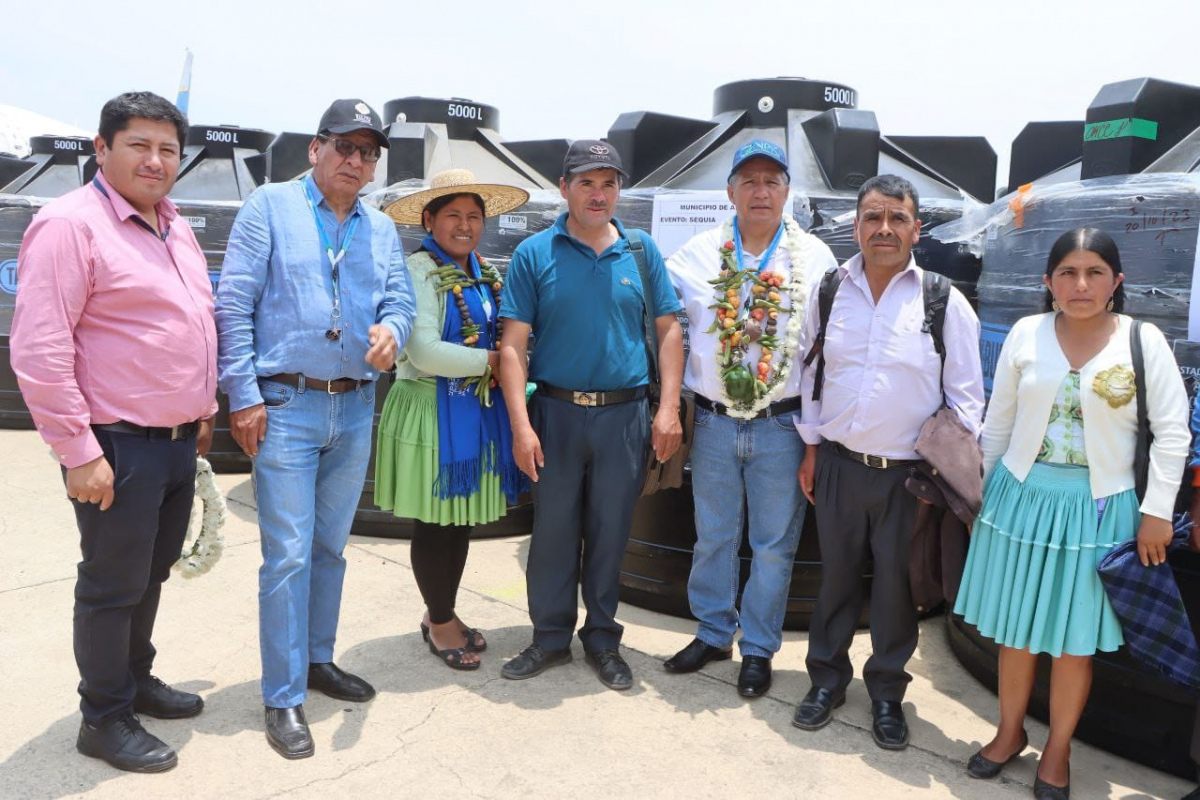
xmin=982 ymin=313 xmax=1190 ymax=520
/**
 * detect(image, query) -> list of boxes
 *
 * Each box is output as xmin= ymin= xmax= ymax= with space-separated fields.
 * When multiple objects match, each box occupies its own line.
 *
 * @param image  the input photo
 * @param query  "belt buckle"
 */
xmin=573 ymin=391 xmax=598 ymax=407
xmin=865 ymin=454 xmax=888 ymax=469
xmin=169 ymin=425 xmax=186 ymax=442
xmin=327 ymin=379 xmax=339 ymax=395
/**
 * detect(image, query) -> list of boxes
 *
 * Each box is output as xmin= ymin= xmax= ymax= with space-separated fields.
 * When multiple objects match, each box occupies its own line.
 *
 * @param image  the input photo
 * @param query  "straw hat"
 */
xmin=384 ymin=168 xmax=530 ymax=226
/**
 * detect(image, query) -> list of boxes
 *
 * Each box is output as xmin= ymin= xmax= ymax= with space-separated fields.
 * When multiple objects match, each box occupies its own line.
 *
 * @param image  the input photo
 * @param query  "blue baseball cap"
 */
xmin=728 ymin=139 xmax=789 ymax=181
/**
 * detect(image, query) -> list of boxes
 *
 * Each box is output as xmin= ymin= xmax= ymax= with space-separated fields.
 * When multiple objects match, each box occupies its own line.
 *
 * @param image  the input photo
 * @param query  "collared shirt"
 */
xmin=500 ymin=213 xmax=681 ymax=392
xmin=215 ymin=175 xmax=416 ymax=413
xmin=667 ymin=224 xmax=836 ymax=402
xmin=797 ymin=253 xmax=985 ymax=459
xmin=10 ymin=171 xmax=218 ymax=469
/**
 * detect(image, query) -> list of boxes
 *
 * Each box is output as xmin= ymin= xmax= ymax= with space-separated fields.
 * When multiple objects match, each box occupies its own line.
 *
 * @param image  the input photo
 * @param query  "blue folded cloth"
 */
xmin=1097 ymin=513 xmax=1200 ymax=693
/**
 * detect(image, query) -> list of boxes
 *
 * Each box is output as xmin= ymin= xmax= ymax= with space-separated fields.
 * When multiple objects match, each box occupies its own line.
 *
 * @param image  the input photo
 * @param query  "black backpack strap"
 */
xmin=921 ymin=270 xmax=951 ymax=392
xmin=803 ymin=266 xmax=843 ymax=402
xmin=626 ymin=228 xmax=659 ymax=385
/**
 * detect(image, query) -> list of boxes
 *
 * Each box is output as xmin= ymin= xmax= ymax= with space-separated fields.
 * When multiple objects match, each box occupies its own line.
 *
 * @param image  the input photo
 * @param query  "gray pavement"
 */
xmin=0 ymin=428 xmax=1192 ymax=799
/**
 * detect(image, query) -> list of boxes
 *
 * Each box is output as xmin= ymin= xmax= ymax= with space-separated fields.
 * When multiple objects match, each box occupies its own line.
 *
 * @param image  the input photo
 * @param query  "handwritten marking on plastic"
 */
xmin=1084 ymin=118 xmax=1158 ymax=142
xmin=1125 ymin=205 xmax=1192 ymax=246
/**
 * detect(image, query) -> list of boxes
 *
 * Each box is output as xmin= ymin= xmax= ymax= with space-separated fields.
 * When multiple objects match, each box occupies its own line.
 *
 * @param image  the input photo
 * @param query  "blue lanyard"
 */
xmin=304 ymin=181 xmax=361 ymax=333
xmin=732 ymin=217 xmax=785 ymax=274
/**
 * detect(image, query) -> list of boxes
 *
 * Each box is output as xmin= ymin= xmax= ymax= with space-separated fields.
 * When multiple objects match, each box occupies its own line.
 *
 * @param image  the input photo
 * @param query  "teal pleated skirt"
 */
xmin=373 ymin=377 xmax=508 ymax=526
xmin=953 ymin=461 xmax=1137 ymax=657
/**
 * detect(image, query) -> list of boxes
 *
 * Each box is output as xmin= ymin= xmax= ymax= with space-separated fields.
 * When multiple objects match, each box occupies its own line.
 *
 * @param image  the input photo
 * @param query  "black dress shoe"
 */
xmin=792 ymin=687 xmax=845 ymax=730
xmin=737 ymin=656 xmax=772 ymax=698
xmin=871 ymin=700 xmax=910 ymax=750
xmin=265 ymin=705 xmax=314 ymax=760
xmin=133 ymin=675 xmax=204 ymax=719
xmin=585 ymin=649 xmax=633 ymax=690
xmin=967 ymin=729 xmax=1028 ymax=779
xmin=1033 ymin=761 xmax=1071 ymax=800
xmin=501 ymin=645 xmax=572 ymax=680
xmin=307 ymin=662 xmax=375 ymax=702
xmin=76 ymin=712 xmax=177 ymax=773
xmin=663 ymin=638 xmax=733 ymax=673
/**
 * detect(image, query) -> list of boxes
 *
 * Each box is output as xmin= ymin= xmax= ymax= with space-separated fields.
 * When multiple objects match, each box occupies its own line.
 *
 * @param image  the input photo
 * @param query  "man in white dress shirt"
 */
xmin=662 ymin=140 xmax=836 ymax=698
xmin=792 ymin=174 xmax=984 ymax=749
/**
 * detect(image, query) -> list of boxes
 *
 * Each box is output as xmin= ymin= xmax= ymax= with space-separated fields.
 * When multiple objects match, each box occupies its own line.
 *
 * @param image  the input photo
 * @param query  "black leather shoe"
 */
xmin=76 ymin=713 xmax=177 ymax=773
xmin=792 ymin=687 xmax=845 ymax=730
xmin=871 ymin=700 xmax=910 ymax=750
xmin=265 ymin=705 xmax=314 ymax=760
xmin=967 ymin=729 xmax=1028 ymax=779
xmin=501 ymin=645 xmax=572 ymax=680
xmin=737 ymin=656 xmax=772 ymax=698
xmin=1033 ymin=761 xmax=1071 ymax=800
xmin=133 ymin=675 xmax=204 ymax=719
xmin=307 ymin=662 xmax=375 ymax=702
xmin=663 ymin=638 xmax=732 ymax=673
xmin=585 ymin=649 xmax=633 ymax=690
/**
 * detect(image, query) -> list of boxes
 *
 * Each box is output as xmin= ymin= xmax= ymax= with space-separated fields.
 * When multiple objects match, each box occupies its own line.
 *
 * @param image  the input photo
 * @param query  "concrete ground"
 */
xmin=0 ymin=427 xmax=1193 ymax=800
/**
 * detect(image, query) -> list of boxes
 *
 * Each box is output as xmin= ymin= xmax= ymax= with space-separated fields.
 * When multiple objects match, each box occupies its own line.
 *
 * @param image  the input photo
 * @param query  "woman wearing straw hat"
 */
xmin=377 ymin=169 xmax=530 ymax=670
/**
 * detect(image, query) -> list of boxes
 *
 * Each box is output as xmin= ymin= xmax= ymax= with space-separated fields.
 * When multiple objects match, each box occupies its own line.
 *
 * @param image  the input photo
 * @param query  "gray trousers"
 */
xmin=805 ymin=440 xmax=919 ymax=702
xmin=525 ymin=393 xmax=649 ymax=652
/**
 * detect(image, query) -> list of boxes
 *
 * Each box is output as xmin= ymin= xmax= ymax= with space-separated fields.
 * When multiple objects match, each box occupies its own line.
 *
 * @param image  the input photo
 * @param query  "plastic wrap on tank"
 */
xmin=929 ymin=173 xmax=1200 ymax=391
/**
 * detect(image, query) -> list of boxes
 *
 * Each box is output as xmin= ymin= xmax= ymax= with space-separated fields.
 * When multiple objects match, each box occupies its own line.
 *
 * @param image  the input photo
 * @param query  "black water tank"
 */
xmin=713 ymin=77 xmax=858 ymax=126
xmin=802 ymin=108 xmax=880 ymax=191
xmin=1007 ymin=121 xmax=1084 ymax=193
xmin=607 ymin=112 xmax=718 ymax=186
xmin=1082 ymin=77 xmax=1200 ymax=180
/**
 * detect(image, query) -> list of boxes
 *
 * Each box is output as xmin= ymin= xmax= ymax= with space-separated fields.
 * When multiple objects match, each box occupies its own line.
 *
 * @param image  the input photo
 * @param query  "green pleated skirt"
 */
xmin=374 ymin=377 xmax=508 ymax=526
xmin=953 ymin=461 xmax=1137 ymax=657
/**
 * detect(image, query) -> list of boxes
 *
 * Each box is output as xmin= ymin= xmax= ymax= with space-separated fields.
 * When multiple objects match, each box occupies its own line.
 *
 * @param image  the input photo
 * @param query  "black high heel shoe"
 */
xmin=966 ymin=728 xmax=1029 ymax=779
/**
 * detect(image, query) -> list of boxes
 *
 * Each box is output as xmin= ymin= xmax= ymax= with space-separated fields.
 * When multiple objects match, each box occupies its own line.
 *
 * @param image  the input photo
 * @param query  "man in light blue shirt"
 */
xmin=216 ymin=99 xmax=415 ymax=760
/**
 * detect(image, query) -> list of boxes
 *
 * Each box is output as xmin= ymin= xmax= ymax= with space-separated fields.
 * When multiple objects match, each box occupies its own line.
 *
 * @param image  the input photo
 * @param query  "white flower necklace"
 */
xmin=173 ymin=456 xmax=227 ymax=579
xmin=706 ymin=216 xmax=811 ymax=419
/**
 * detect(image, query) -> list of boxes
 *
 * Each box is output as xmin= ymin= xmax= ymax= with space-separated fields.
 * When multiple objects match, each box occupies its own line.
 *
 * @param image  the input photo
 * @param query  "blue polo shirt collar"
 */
xmin=550 ymin=212 xmax=631 ymax=257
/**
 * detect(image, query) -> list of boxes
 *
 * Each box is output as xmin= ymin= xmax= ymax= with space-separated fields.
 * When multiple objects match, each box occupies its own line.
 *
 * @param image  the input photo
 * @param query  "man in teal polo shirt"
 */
xmin=498 ymin=139 xmax=684 ymax=690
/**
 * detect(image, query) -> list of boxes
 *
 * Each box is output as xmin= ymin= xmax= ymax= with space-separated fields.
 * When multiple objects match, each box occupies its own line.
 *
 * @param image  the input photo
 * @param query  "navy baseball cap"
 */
xmin=728 ymin=139 xmax=789 ymax=180
xmin=318 ymin=99 xmax=388 ymax=149
xmin=562 ymin=139 xmax=629 ymax=180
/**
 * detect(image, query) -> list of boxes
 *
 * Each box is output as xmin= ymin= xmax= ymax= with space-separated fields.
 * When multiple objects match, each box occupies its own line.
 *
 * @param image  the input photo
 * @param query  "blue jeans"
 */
xmin=687 ymin=406 xmax=805 ymax=658
xmin=252 ymin=378 xmax=375 ymax=708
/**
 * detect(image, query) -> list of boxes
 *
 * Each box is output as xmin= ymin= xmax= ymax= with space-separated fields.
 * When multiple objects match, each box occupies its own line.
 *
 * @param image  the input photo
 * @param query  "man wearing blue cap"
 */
xmin=662 ymin=139 xmax=835 ymax=697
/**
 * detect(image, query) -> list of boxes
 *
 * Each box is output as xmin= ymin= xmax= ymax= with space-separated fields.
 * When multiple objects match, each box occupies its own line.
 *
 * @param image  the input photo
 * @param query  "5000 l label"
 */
xmin=447 ymin=104 xmax=482 ymax=120
xmin=823 ymin=87 xmax=855 ymax=106
xmin=205 ymin=130 xmax=240 ymax=144
xmin=53 ymin=140 xmax=83 ymax=151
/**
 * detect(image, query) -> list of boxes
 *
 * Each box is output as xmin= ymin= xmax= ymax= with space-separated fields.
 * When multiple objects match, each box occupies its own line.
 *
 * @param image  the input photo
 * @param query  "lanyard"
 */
xmin=304 ymin=181 xmax=361 ymax=334
xmin=732 ymin=217 xmax=785 ymax=274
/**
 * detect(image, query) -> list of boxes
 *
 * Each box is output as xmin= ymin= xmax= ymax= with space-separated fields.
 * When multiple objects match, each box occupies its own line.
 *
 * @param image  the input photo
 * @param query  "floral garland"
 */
xmin=173 ymin=456 xmax=226 ymax=579
xmin=703 ymin=216 xmax=811 ymax=419
xmin=428 ymin=251 xmax=504 ymax=407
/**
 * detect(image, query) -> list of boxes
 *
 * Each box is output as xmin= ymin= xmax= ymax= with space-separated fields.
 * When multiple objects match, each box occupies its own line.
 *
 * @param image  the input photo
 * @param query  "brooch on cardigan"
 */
xmin=1092 ymin=364 xmax=1136 ymax=408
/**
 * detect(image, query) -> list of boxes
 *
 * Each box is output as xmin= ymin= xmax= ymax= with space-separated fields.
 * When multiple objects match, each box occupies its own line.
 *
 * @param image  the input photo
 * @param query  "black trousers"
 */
xmin=525 ymin=394 xmax=649 ymax=652
xmin=806 ymin=440 xmax=919 ymax=702
xmin=68 ymin=427 xmax=197 ymax=723
xmin=410 ymin=521 xmax=471 ymax=625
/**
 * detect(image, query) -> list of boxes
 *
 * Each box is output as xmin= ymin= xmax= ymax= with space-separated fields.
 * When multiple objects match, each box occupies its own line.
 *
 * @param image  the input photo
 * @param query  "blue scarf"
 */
xmin=425 ymin=235 xmax=525 ymax=504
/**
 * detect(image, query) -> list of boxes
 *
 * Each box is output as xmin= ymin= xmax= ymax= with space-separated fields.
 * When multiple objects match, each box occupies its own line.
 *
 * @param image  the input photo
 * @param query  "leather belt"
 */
xmin=536 ymin=382 xmax=648 ymax=407
xmin=93 ymin=420 xmax=199 ymax=441
xmin=694 ymin=394 xmax=803 ymax=420
xmin=827 ymin=440 xmax=920 ymax=470
xmin=264 ymin=373 xmax=371 ymax=394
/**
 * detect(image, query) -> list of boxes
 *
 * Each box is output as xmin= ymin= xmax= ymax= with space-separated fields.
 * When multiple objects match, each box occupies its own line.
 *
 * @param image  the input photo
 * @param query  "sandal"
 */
xmin=426 ymin=637 xmax=481 ymax=671
xmin=421 ymin=621 xmax=487 ymax=653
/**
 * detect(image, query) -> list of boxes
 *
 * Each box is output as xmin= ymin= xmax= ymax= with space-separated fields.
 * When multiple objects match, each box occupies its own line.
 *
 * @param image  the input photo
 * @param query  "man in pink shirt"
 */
xmin=9 ymin=91 xmax=217 ymax=774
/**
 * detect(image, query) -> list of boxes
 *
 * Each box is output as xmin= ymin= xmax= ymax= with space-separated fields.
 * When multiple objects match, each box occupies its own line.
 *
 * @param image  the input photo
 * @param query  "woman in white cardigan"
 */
xmin=954 ymin=228 xmax=1190 ymax=799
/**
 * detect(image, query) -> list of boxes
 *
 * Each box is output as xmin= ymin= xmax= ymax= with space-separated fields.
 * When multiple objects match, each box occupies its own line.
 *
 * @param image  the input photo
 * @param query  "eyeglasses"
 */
xmin=317 ymin=134 xmax=381 ymax=163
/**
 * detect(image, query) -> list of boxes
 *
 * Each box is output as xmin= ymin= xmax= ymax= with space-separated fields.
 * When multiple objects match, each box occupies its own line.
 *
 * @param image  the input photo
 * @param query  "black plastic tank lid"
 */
xmin=27 ymin=135 xmax=94 ymax=162
xmin=382 ymin=97 xmax=499 ymax=140
xmin=185 ymin=125 xmax=275 ymax=156
xmin=713 ymin=77 xmax=858 ymax=127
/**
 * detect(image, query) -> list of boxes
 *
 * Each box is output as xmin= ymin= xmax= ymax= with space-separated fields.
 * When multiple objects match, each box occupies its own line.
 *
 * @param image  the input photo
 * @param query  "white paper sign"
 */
xmin=650 ymin=192 xmax=736 ymax=259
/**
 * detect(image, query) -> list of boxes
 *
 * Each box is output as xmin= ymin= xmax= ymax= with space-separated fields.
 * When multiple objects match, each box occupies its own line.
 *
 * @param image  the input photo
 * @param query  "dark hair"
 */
xmin=98 ymin=91 xmax=188 ymax=148
xmin=422 ymin=192 xmax=486 ymax=229
xmin=855 ymin=174 xmax=919 ymax=216
xmin=1042 ymin=227 xmax=1125 ymax=313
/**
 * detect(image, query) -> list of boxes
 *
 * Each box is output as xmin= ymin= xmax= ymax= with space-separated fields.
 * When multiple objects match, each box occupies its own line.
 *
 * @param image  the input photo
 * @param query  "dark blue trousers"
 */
xmin=526 ymin=394 xmax=649 ymax=652
xmin=68 ymin=427 xmax=196 ymax=723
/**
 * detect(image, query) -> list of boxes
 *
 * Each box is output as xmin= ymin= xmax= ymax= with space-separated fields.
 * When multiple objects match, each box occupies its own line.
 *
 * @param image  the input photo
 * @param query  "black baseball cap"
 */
xmin=562 ymin=139 xmax=628 ymax=180
xmin=317 ymin=99 xmax=388 ymax=149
